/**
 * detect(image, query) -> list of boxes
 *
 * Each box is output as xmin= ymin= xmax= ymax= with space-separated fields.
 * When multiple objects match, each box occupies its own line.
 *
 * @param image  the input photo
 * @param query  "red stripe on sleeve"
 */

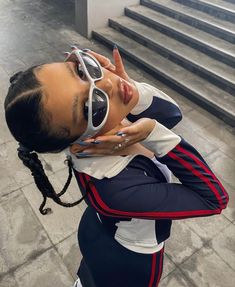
xmin=78 ymin=172 xmax=114 ymax=216
xmin=83 ymin=174 xmax=221 ymax=219
xmin=176 ymin=145 xmax=228 ymax=207
xmin=168 ymin=150 xmax=224 ymax=209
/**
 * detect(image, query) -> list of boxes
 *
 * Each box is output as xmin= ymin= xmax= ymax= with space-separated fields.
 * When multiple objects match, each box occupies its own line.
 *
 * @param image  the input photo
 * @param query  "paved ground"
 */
xmin=0 ymin=1 xmax=234 ymax=286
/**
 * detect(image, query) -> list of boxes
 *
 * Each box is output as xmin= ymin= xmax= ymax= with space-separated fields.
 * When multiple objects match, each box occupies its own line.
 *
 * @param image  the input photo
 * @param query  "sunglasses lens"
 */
xmin=90 ymin=89 xmax=108 ymax=127
xmin=81 ymin=53 xmax=102 ymax=79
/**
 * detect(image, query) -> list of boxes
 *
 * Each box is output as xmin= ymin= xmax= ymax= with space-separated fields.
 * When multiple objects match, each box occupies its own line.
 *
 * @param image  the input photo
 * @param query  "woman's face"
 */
xmin=36 ymin=62 xmax=139 ymax=139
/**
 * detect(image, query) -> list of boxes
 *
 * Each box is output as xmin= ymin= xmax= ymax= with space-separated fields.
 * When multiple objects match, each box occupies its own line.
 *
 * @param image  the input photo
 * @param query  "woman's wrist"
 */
xmin=141 ymin=121 xmax=181 ymax=157
xmin=146 ymin=119 xmax=156 ymax=138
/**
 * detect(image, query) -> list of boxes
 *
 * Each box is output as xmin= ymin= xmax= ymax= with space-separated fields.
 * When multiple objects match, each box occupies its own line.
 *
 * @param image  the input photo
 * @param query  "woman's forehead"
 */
xmin=36 ymin=62 xmax=71 ymax=80
xmin=35 ymin=62 xmax=87 ymax=135
xmin=36 ymin=63 xmax=82 ymax=97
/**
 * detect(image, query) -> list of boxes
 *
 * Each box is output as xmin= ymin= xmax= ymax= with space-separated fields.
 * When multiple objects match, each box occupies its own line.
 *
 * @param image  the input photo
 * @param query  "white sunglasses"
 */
xmin=65 ymin=48 xmax=110 ymax=143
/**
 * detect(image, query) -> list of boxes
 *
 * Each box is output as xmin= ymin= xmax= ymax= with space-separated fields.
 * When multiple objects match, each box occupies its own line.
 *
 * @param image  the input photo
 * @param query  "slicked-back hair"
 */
xmin=4 ymin=66 xmax=73 ymax=153
xmin=4 ymin=67 xmax=88 ymax=214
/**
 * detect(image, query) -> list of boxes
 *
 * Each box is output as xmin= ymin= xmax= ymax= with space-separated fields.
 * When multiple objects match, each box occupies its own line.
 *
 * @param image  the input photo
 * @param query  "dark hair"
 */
xmin=4 ymin=67 xmax=88 ymax=215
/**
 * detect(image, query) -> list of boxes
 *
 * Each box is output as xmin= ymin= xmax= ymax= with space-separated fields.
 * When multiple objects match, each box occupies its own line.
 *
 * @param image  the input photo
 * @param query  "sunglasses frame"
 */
xmin=65 ymin=49 xmax=110 ymax=143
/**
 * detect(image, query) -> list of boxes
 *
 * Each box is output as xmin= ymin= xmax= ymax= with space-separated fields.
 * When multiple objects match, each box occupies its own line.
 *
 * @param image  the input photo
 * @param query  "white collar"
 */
xmin=64 ymin=150 xmax=137 ymax=179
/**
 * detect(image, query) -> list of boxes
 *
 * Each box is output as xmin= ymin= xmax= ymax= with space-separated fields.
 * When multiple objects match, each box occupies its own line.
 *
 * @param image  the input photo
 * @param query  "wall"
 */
xmin=75 ymin=0 xmax=140 ymax=38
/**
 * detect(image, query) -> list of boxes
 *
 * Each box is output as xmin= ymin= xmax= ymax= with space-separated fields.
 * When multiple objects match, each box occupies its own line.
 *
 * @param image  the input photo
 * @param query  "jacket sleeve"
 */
xmin=78 ymin=122 xmax=229 ymax=220
xmin=127 ymin=82 xmax=182 ymax=129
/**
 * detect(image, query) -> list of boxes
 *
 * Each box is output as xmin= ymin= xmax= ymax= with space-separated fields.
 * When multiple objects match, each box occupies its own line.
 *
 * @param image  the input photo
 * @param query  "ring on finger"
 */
xmin=114 ymin=143 xmax=123 ymax=150
xmin=124 ymin=138 xmax=130 ymax=143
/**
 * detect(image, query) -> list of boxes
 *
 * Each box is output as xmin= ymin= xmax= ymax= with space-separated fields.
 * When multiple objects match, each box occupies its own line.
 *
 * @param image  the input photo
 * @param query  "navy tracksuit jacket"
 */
xmin=73 ymin=83 xmax=229 ymax=246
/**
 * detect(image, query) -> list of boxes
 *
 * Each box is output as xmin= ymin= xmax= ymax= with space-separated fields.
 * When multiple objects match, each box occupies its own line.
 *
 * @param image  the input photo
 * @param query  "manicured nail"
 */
xmin=116 ymin=131 xmax=126 ymax=137
xmin=77 ymin=141 xmax=90 ymax=146
xmin=70 ymin=45 xmax=78 ymax=50
xmin=113 ymin=44 xmax=118 ymax=50
xmin=63 ymin=52 xmax=70 ymax=56
xmin=91 ymin=140 xmax=101 ymax=144
xmin=82 ymin=48 xmax=91 ymax=52
xmin=75 ymin=152 xmax=90 ymax=158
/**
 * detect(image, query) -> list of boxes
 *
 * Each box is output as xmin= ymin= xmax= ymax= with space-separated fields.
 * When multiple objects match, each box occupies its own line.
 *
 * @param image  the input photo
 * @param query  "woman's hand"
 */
xmin=88 ymin=46 xmax=131 ymax=82
xmin=75 ymin=118 xmax=156 ymax=157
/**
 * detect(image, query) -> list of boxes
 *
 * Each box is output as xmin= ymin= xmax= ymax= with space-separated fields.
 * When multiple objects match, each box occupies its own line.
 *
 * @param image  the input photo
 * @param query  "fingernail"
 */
xmin=91 ymin=140 xmax=101 ymax=144
xmin=116 ymin=132 xmax=126 ymax=137
xmin=77 ymin=141 xmax=90 ymax=146
xmin=70 ymin=45 xmax=78 ymax=50
xmin=63 ymin=52 xmax=70 ymax=56
xmin=75 ymin=152 xmax=90 ymax=158
xmin=113 ymin=44 xmax=118 ymax=50
xmin=82 ymin=48 xmax=91 ymax=52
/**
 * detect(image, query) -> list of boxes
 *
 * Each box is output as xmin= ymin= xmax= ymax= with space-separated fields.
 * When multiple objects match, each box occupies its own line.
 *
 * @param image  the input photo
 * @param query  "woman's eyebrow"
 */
xmin=65 ymin=62 xmax=76 ymax=79
xmin=65 ymin=63 xmax=83 ymax=125
xmin=72 ymin=94 xmax=79 ymax=125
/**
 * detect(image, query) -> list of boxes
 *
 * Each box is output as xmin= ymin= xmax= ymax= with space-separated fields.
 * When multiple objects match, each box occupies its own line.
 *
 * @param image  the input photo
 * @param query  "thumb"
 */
xmin=118 ymin=121 xmax=141 ymax=136
xmin=117 ymin=118 xmax=156 ymax=139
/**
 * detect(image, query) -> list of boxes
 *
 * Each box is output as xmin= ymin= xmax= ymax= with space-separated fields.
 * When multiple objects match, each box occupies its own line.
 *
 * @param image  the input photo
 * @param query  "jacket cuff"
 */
xmin=141 ymin=121 xmax=181 ymax=157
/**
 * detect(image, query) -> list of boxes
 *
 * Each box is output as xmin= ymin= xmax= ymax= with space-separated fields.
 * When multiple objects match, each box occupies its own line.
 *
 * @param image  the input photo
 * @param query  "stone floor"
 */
xmin=0 ymin=1 xmax=234 ymax=286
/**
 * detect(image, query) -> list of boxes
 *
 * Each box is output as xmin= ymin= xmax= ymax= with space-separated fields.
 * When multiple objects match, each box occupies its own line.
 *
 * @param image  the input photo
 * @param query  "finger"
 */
xmin=117 ymin=125 xmax=140 ymax=136
xmin=97 ymin=135 xmax=134 ymax=150
xmin=73 ymin=145 xmax=90 ymax=153
xmin=82 ymin=135 xmax=122 ymax=145
xmin=88 ymin=50 xmax=106 ymax=62
xmin=104 ymin=62 xmax=116 ymax=72
xmin=75 ymin=136 xmax=136 ymax=157
xmin=113 ymin=46 xmax=125 ymax=74
xmin=88 ymin=51 xmax=113 ymax=68
xmin=75 ymin=147 xmax=115 ymax=157
xmin=113 ymin=47 xmax=130 ymax=81
xmin=94 ymin=134 xmax=127 ymax=144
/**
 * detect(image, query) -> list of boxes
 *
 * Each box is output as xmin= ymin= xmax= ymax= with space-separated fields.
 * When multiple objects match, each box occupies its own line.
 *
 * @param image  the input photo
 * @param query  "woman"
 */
xmin=4 ymin=46 xmax=228 ymax=287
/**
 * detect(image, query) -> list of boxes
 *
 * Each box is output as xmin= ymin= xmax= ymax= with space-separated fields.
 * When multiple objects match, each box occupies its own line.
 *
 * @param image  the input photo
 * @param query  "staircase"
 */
xmin=92 ymin=0 xmax=235 ymax=126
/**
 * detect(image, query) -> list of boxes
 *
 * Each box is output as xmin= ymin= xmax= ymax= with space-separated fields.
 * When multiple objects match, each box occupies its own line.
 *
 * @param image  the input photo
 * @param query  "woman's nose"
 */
xmin=95 ymin=77 xmax=113 ymax=97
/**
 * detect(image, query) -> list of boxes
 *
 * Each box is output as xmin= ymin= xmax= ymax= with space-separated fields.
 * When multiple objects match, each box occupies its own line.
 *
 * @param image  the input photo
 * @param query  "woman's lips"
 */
xmin=119 ymin=78 xmax=133 ymax=105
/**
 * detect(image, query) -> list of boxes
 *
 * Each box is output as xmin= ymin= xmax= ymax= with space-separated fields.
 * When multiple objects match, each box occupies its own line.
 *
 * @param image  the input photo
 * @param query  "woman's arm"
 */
xmin=127 ymin=82 xmax=182 ymax=129
xmin=75 ymin=121 xmax=228 ymax=220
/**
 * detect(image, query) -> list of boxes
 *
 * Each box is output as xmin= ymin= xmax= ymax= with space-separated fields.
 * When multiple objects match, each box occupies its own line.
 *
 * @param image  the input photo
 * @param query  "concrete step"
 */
xmin=92 ymin=27 xmax=235 ymax=126
xmin=224 ymin=0 xmax=235 ymax=4
xmin=173 ymin=0 xmax=235 ymax=23
xmin=139 ymin=0 xmax=235 ymax=43
xmin=109 ymin=16 xmax=235 ymax=95
xmin=125 ymin=5 xmax=235 ymax=68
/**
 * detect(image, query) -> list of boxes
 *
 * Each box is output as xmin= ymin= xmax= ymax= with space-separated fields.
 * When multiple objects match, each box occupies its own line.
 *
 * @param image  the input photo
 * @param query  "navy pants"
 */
xmin=78 ymin=207 xmax=164 ymax=287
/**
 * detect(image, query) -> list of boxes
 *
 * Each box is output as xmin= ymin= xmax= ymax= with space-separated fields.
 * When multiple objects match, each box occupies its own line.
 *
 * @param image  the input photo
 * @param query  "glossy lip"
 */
xmin=119 ymin=78 xmax=133 ymax=105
